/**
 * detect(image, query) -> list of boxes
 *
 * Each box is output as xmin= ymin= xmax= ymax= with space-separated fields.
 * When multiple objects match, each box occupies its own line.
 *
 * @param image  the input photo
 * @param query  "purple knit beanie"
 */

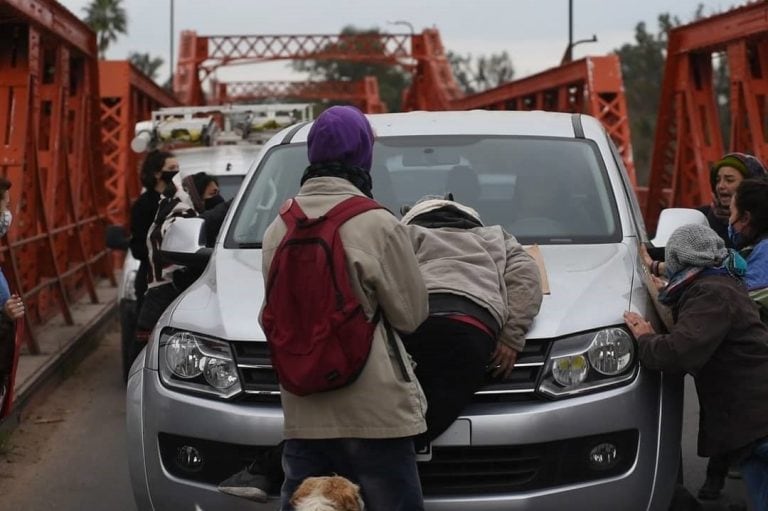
xmin=307 ymin=106 xmax=374 ymax=172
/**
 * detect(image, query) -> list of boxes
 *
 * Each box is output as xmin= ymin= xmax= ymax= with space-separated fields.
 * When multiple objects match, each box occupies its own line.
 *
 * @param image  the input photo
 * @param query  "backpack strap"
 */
xmin=323 ymin=196 xmax=383 ymax=226
xmin=278 ymin=198 xmax=308 ymax=228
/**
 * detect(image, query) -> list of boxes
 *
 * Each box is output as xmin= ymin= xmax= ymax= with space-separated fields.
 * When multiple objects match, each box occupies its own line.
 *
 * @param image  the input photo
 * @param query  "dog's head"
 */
xmin=290 ymin=475 xmax=364 ymax=511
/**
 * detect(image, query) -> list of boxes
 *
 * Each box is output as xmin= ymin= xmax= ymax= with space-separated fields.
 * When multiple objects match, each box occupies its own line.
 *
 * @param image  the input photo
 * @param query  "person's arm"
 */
xmin=634 ymin=283 xmax=731 ymax=375
xmin=497 ymin=234 xmax=543 ymax=351
xmin=491 ymin=234 xmax=543 ymax=378
xmin=375 ymin=222 xmax=428 ymax=334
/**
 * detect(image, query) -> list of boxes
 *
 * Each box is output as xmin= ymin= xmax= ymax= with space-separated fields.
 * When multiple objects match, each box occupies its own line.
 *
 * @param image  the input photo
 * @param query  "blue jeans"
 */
xmin=741 ymin=437 xmax=768 ymax=511
xmin=280 ymin=437 xmax=424 ymax=511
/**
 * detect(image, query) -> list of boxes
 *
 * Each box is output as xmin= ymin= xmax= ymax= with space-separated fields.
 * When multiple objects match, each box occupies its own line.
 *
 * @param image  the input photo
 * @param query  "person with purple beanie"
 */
xmin=219 ymin=106 xmax=429 ymax=511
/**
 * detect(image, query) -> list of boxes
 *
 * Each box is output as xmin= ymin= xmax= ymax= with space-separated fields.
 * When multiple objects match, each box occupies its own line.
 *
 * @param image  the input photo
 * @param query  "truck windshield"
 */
xmin=225 ymin=135 xmax=621 ymax=247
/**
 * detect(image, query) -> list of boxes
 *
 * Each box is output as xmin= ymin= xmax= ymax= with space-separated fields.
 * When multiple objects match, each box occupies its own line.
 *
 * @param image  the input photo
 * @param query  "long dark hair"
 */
xmin=734 ymin=178 xmax=768 ymax=242
xmin=139 ymin=150 xmax=174 ymax=190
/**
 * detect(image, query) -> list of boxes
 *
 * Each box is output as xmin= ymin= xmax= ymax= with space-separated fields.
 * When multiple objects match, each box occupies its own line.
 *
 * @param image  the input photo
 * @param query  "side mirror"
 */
xmin=652 ymin=208 xmax=708 ymax=247
xmin=161 ymin=217 xmax=212 ymax=267
xmin=105 ymin=225 xmax=129 ymax=251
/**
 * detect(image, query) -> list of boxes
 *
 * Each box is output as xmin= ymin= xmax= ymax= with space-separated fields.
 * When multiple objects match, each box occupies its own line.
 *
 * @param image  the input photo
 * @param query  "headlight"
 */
xmin=159 ymin=329 xmax=242 ymax=398
xmin=539 ymin=327 xmax=637 ymax=398
xmin=552 ymin=355 xmax=589 ymax=386
xmin=588 ymin=328 xmax=633 ymax=376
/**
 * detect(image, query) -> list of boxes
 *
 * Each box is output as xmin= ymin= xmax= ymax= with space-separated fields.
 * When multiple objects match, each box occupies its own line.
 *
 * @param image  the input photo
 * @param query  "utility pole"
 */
xmin=170 ymin=0 xmax=175 ymax=86
xmin=567 ymin=0 xmax=573 ymax=63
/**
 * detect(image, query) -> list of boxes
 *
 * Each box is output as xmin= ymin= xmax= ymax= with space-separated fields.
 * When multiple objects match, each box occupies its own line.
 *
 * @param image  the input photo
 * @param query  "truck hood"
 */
xmin=171 ymin=243 xmax=636 ymax=342
xmin=526 ymin=243 xmax=636 ymax=338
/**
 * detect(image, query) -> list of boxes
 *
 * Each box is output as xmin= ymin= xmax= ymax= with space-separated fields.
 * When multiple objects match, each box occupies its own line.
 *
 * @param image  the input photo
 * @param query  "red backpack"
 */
xmin=261 ymin=196 xmax=384 ymax=396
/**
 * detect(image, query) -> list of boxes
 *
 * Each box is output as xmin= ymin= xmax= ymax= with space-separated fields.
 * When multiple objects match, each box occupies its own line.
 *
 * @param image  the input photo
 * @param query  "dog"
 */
xmin=290 ymin=475 xmax=365 ymax=511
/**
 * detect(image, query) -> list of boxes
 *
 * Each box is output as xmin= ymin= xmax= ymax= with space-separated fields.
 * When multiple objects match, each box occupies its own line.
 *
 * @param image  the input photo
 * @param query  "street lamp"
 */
xmin=386 ymin=19 xmax=415 ymax=35
xmin=560 ymin=0 xmax=597 ymax=64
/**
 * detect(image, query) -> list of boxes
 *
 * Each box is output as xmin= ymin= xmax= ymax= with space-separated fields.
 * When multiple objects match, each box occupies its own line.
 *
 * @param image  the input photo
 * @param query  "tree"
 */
xmin=129 ymin=52 xmax=164 ymax=82
xmin=292 ymin=26 xmax=410 ymax=112
xmin=82 ymin=0 xmax=127 ymax=59
xmin=448 ymin=51 xmax=515 ymax=94
xmin=615 ymin=17 xmax=673 ymax=184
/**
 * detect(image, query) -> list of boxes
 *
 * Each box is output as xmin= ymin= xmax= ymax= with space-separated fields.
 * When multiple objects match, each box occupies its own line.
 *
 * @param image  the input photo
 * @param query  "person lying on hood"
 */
xmin=400 ymin=195 xmax=543 ymax=449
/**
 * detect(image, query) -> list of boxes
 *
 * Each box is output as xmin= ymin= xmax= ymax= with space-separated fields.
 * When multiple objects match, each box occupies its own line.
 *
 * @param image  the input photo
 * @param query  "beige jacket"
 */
xmin=405 ymin=223 xmax=542 ymax=351
xmin=260 ymin=177 xmax=429 ymax=439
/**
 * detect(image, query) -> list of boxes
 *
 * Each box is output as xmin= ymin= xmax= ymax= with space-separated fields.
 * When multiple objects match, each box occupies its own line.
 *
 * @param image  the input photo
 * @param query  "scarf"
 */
xmin=658 ymin=249 xmax=747 ymax=305
xmin=301 ymin=162 xmax=373 ymax=198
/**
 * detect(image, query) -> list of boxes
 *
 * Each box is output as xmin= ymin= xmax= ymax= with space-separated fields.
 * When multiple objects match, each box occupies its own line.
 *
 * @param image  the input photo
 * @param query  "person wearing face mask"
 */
xmin=640 ymin=154 xmax=768 ymax=501
xmin=134 ymin=171 xmax=229 ymax=350
xmin=729 ymin=178 xmax=768 ymax=293
xmin=190 ymin=172 xmax=230 ymax=247
xmin=129 ymin=151 xmax=178 ymax=315
xmin=625 ymin=224 xmax=768 ymax=511
xmin=0 ymin=177 xmax=25 ymax=410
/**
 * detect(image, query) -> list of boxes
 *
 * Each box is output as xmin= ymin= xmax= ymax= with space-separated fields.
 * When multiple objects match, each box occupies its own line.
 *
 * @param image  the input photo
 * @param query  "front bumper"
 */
xmin=127 ymin=366 xmax=682 ymax=511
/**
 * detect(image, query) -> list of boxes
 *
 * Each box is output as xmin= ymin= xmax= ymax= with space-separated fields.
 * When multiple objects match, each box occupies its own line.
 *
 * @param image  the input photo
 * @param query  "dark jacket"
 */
xmin=638 ymin=275 xmax=768 ymax=457
xmin=129 ymin=189 xmax=161 ymax=264
xmin=697 ymin=205 xmax=733 ymax=249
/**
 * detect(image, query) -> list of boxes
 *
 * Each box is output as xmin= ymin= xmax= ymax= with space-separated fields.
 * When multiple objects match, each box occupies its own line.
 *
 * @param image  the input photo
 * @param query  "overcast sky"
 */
xmin=59 ymin=0 xmax=744 ymax=84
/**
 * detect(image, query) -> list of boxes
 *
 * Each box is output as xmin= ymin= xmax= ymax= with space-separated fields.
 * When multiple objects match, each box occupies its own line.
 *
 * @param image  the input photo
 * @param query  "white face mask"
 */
xmin=0 ymin=210 xmax=13 ymax=236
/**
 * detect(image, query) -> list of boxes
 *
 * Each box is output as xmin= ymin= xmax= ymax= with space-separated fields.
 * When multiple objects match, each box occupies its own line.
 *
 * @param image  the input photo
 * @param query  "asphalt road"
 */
xmin=0 ymin=322 xmax=752 ymax=510
xmin=0 ymin=322 xmax=136 ymax=511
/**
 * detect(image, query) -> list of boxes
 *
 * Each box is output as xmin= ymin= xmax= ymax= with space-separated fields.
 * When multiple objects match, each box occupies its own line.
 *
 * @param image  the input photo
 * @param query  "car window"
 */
xmin=215 ymin=175 xmax=244 ymax=201
xmin=225 ymin=135 xmax=621 ymax=247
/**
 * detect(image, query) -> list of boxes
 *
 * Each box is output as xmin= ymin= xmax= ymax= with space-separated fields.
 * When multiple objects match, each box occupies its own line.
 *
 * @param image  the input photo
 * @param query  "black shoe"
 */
xmin=697 ymin=474 xmax=724 ymax=500
xmin=217 ymin=466 xmax=269 ymax=503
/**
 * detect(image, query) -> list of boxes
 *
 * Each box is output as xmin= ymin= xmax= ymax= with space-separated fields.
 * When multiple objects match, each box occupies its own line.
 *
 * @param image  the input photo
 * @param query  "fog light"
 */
xmin=589 ymin=443 xmax=618 ymax=470
xmin=176 ymin=445 xmax=204 ymax=472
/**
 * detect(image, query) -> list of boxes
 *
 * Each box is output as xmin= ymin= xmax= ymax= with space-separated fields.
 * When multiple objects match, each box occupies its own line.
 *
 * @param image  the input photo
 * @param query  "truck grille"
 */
xmin=158 ymin=429 xmax=638 ymax=495
xmin=419 ymin=429 xmax=638 ymax=495
xmin=230 ymin=338 xmax=550 ymax=403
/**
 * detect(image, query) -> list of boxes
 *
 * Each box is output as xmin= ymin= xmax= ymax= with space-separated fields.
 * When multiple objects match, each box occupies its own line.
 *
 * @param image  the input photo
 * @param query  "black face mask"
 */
xmin=204 ymin=194 xmax=225 ymax=210
xmin=160 ymin=170 xmax=179 ymax=184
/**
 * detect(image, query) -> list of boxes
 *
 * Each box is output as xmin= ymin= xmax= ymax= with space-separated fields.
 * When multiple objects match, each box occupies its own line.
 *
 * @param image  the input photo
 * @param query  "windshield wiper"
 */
xmin=236 ymin=242 xmax=263 ymax=249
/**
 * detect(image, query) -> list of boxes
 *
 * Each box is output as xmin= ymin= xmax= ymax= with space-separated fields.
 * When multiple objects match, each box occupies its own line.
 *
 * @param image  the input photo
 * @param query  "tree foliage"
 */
xmin=82 ymin=0 xmax=128 ymax=59
xmin=292 ymin=26 xmax=409 ymax=112
xmin=615 ymin=16 xmax=674 ymax=184
xmin=129 ymin=52 xmax=164 ymax=82
xmin=447 ymin=51 xmax=515 ymax=94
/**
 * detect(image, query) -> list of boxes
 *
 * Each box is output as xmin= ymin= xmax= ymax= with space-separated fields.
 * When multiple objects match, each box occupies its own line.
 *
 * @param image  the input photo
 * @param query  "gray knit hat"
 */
xmin=665 ymin=224 xmax=727 ymax=276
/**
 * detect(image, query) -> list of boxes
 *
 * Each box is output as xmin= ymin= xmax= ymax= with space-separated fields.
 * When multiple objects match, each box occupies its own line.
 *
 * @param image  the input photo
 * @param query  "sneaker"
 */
xmin=697 ymin=474 xmax=724 ymax=500
xmin=217 ymin=466 xmax=269 ymax=502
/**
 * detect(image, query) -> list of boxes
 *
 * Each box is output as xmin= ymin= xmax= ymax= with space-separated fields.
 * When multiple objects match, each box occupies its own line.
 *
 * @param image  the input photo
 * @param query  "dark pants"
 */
xmin=705 ymin=453 xmax=729 ymax=481
xmin=280 ymin=437 xmax=424 ymax=511
xmin=401 ymin=316 xmax=495 ymax=445
xmin=741 ymin=437 xmax=768 ymax=511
